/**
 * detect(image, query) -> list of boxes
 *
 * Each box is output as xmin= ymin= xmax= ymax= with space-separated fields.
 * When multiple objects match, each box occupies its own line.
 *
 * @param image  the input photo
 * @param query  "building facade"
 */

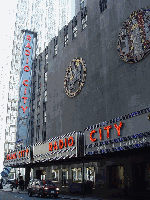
xmin=4 ymin=0 xmax=75 ymax=154
xmin=3 ymin=0 xmax=150 ymax=197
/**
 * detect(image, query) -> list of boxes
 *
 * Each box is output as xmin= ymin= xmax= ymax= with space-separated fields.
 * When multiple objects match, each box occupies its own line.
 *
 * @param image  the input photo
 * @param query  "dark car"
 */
xmin=28 ymin=180 xmax=59 ymax=198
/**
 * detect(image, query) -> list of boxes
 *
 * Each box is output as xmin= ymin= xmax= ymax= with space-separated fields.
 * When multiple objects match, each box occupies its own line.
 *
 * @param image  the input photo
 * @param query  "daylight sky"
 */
xmin=0 ymin=0 xmax=18 ymax=173
xmin=0 ymin=0 xmax=75 ymax=174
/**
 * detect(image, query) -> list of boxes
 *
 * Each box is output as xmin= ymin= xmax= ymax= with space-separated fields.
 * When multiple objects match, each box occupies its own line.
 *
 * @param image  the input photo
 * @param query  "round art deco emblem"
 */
xmin=117 ymin=7 xmax=150 ymax=63
xmin=64 ymin=57 xmax=87 ymax=97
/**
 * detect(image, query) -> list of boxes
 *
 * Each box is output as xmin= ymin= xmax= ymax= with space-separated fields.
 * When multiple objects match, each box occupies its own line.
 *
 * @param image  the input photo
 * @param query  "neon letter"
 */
xmin=24 ymin=65 xmax=30 ymax=72
xmin=25 ymin=43 xmax=31 ymax=49
xmin=59 ymin=140 xmax=64 ymax=149
xmin=114 ymin=122 xmax=123 ymax=136
xmin=99 ymin=128 xmax=102 ymax=140
xmin=24 ymin=88 xmax=26 ymax=95
xmin=22 ymin=97 xmax=28 ymax=104
xmin=25 ymin=50 xmax=30 ymax=56
xmin=90 ymin=130 xmax=97 ymax=142
xmin=23 ymin=79 xmax=28 ymax=86
xmin=104 ymin=125 xmax=112 ymax=139
xmin=21 ymin=106 xmax=28 ymax=113
xmin=68 ymin=137 xmax=74 ymax=146
xmin=49 ymin=143 xmax=52 ymax=151
xmin=26 ymin=35 xmax=31 ymax=42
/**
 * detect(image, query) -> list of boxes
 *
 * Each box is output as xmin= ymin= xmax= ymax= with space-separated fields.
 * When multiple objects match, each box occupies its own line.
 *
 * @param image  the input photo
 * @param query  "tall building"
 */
xmin=4 ymin=0 xmax=75 ymax=152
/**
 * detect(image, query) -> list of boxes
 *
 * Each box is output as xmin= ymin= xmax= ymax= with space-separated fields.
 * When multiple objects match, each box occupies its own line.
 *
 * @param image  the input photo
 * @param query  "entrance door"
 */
xmin=36 ymin=170 xmax=42 ymax=180
xmin=133 ymin=164 xmax=145 ymax=192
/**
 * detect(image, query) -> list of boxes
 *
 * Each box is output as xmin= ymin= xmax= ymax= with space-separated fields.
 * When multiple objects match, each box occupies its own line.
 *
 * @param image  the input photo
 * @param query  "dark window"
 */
xmin=82 ymin=15 xmax=87 ymax=30
xmin=54 ymin=37 xmax=58 ymax=56
xmin=38 ymin=75 xmax=41 ymax=88
xmin=80 ymin=0 xmax=84 ymax=10
xmin=72 ymin=17 xmax=77 ymax=39
xmin=45 ymin=53 xmax=48 ymax=64
xmin=99 ymin=0 xmax=107 ymax=13
xmin=43 ymin=131 xmax=46 ymax=142
xmin=44 ymin=72 xmax=47 ymax=83
xmin=37 ymin=114 xmax=40 ymax=126
xmin=64 ymin=25 xmax=68 ymax=47
xmin=81 ymin=7 xmax=87 ymax=30
xmin=43 ymin=111 xmax=46 ymax=123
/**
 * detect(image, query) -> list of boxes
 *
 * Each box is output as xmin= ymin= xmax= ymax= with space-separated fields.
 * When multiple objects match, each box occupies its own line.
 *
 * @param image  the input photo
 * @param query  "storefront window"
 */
xmin=86 ymin=167 xmax=95 ymax=186
xmin=62 ymin=170 xmax=68 ymax=186
xmin=52 ymin=170 xmax=59 ymax=181
xmin=72 ymin=168 xmax=82 ymax=183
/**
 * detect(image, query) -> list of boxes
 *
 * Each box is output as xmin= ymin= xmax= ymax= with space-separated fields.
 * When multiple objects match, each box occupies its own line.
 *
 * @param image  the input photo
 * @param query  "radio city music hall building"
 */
xmin=3 ymin=0 xmax=150 ymax=197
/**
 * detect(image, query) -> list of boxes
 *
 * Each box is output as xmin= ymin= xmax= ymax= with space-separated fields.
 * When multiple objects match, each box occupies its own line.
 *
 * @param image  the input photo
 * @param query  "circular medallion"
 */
xmin=64 ymin=57 xmax=87 ymax=97
xmin=117 ymin=7 xmax=150 ymax=63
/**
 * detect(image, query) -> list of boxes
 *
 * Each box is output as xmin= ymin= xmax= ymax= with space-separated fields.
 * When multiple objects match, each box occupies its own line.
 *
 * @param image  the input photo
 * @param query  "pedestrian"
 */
xmin=15 ymin=179 xmax=18 ymax=189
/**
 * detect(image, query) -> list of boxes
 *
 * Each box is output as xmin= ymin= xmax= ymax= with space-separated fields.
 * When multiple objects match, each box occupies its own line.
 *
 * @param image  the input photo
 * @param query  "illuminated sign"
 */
xmin=21 ymin=33 xmax=33 ymax=114
xmin=17 ymin=30 xmax=36 ymax=146
xmin=3 ymin=147 xmax=31 ymax=167
xmin=84 ymin=111 xmax=150 ymax=156
xmin=33 ymin=132 xmax=82 ymax=163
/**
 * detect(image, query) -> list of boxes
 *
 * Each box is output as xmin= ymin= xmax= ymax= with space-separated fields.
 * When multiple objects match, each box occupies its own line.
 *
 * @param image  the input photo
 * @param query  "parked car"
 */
xmin=28 ymin=180 xmax=59 ymax=198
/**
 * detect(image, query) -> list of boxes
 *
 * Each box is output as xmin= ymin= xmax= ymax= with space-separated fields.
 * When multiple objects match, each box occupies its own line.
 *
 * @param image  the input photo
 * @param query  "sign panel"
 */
xmin=3 ymin=147 xmax=31 ymax=167
xmin=84 ymin=109 xmax=150 ymax=156
xmin=33 ymin=132 xmax=81 ymax=163
xmin=17 ymin=30 xmax=36 ymax=146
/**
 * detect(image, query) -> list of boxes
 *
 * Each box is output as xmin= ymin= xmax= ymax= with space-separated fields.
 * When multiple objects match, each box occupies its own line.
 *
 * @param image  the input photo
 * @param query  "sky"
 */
xmin=0 ymin=0 xmax=18 ymax=173
xmin=0 ymin=0 xmax=75 ymax=174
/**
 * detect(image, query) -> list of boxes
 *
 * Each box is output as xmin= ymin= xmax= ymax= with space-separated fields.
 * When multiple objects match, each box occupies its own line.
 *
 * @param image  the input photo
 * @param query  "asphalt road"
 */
xmin=0 ymin=190 xmax=68 ymax=200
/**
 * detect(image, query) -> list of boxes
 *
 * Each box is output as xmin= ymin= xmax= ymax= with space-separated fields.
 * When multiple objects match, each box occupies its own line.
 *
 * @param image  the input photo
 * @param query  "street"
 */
xmin=0 ymin=189 xmax=139 ymax=200
xmin=0 ymin=190 xmax=70 ymax=200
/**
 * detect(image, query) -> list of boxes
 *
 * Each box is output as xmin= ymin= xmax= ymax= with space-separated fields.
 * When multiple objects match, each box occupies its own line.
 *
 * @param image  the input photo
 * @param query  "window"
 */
xmin=33 ymin=82 xmax=36 ymax=93
xmin=44 ymin=90 xmax=47 ymax=102
xmin=99 ymin=0 xmax=107 ymax=13
xmin=64 ymin=34 xmax=68 ymax=47
xmin=54 ymin=38 xmax=58 ymax=56
xmin=82 ymin=15 xmax=87 ymax=30
xmin=37 ymin=99 xmax=40 ymax=107
xmin=32 ymin=99 xmax=35 ymax=110
xmin=43 ymin=102 xmax=46 ymax=112
xmin=38 ymin=76 xmax=41 ymax=88
xmin=80 ymin=0 xmax=84 ymax=10
xmin=54 ymin=44 xmax=57 ymax=56
xmin=39 ymin=54 xmax=42 ymax=71
xmin=62 ymin=170 xmax=68 ymax=186
xmin=39 ymin=60 xmax=42 ymax=71
xmin=72 ymin=168 xmax=82 ymax=183
xmin=45 ymin=53 xmax=48 ymax=64
xmin=37 ymin=114 xmax=40 ymax=126
xmin=86 ymin=167 xmax=95 ymax=185
xmin=72 ymin=17 xmax=77 ymax=39
xmin=43 ymin=111 xmax=46 ymax=123
xmin=43 ymin=131 xmax=46 ymax=141
xmin=44 ymin=72 xmax=47 ymax=83
xmin=52 ymin=170 xmax=59 ymax=181
xmin=64 ymin=25 xmax=68 ymax=47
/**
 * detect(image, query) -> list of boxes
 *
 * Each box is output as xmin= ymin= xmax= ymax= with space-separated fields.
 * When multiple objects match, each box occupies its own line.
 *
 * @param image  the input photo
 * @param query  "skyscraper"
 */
xmin=4 ymin=0 xmax=75 ymax=153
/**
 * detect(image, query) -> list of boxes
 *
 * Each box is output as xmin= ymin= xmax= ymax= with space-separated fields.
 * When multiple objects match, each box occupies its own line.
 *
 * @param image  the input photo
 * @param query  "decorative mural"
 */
xmin=64 ymin=57 xmax=87 ymax=97
xmin=117 ymin=7 xmax=150 ymax=63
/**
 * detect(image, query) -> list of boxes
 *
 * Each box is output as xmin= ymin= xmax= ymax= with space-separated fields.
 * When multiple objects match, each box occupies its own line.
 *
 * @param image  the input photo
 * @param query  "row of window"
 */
xmin=51 ymin=167 xmax=95 ymax=186
xmin=54 ymin=12 xmax=87 ymax=56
